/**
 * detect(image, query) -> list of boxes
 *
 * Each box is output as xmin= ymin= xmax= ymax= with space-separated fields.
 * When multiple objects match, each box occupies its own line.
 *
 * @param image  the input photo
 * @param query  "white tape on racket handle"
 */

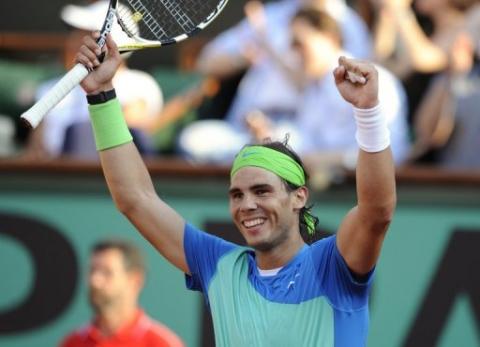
xmin=346 ymin=70 xmax=366 ymax=84
xmin=21 ymin=63 xmax=89 ymax=128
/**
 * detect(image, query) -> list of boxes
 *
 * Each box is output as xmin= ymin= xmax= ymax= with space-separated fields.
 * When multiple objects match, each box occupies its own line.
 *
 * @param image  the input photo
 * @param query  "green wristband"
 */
xmin=88 ymin=98 xmax=133 ymax=151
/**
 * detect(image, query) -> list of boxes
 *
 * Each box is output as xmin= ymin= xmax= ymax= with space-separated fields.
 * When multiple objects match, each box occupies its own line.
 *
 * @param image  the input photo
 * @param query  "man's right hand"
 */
xmin=76 ymin=32 xmax=122 ymax=95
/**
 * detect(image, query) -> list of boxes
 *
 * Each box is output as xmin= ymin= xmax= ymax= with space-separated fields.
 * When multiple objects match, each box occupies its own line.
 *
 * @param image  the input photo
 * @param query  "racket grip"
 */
xmin=20 ymin=63 xmax=89 ymax=128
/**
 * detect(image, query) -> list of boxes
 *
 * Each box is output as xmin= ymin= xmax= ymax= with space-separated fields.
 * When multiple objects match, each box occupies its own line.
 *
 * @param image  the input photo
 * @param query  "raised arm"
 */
xmin=76 ymin=33 xmax=188 ymax=273
xmin=382 ymin=0 xmax=448 ymax=73
xmin=196 ymin=1 xmax=286 ymax=79
xmin=195 ymin=17 xmax=254 ymax=78
xmin=243 ymin=1 xmax=304 ymax=90
xmin=333 ymin=57 xmax=396 ymax=276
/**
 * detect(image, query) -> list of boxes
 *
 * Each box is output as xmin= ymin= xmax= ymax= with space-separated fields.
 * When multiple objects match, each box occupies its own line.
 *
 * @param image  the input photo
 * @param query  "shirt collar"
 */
xmin=248 ymin=243 xmax=309 ymax=277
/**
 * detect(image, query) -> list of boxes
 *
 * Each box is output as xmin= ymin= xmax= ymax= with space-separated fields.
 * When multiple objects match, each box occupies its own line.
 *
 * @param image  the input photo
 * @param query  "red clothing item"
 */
xmin=60 ymin=310 xmax=184 ymax=347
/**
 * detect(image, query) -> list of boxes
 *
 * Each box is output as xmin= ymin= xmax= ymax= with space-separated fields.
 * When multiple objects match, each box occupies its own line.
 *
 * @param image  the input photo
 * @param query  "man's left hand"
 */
xmin=333 ymin=56 xmax=379 ymax=109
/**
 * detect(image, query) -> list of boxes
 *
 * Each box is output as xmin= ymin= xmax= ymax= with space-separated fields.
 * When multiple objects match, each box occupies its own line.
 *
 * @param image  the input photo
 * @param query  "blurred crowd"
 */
xmin=1 ymin=0 xmax=479 ymax=173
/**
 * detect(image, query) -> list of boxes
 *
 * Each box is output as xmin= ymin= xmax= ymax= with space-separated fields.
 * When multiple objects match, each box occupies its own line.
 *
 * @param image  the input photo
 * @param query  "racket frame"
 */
xmin=20 ymin=0 xmax=230 ymax=128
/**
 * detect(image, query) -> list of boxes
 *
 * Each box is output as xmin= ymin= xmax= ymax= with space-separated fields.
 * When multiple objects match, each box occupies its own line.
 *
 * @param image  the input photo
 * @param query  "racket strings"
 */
xmin=160 ymin=0 xmax=195 ymax=32
xmin=118 ymin=0 xmax=223 ymax=43
xmin=116 ymin=5 xmax=141 ymax=37
xmin=119 ymin=0 xmax=169 ymax=40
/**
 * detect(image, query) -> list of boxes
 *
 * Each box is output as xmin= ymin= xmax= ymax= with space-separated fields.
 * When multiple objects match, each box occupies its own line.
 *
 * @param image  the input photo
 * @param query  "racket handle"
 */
xmin=21 ymin=63 xmax=89 ymax=128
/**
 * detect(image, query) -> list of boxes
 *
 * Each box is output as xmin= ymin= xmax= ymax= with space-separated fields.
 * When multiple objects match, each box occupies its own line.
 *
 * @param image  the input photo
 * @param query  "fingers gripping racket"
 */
xmin=21 ymin=0 xmax=229 ymax=128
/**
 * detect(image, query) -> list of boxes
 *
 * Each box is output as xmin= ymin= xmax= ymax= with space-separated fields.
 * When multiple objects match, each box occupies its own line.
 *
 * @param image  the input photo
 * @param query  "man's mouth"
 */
xmin=242 ymin=218 xmax=266 ymax=229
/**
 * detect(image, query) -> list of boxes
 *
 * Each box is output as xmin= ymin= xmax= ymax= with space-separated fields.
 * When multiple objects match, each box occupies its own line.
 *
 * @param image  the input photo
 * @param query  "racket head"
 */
xmin=115 ymin=0 xmax=230 ymax=50
xmin=20 ymin=0 xmax=231 ymax=128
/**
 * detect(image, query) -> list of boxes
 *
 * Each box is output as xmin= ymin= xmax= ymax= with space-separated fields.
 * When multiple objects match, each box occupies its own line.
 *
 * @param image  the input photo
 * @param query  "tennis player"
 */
xmin=76 ymin=32 xmax=395 ymax=346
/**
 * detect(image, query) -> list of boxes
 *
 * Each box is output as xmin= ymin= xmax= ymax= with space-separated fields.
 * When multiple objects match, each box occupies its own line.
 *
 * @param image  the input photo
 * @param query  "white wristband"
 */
xmin=354 ymin=103 xmax=390 ymax=153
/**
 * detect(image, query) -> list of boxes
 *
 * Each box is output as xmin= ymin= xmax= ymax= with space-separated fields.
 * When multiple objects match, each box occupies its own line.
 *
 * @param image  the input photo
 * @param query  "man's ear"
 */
xmin=129 ymin=270 xmax=145 ymax=292
xmin=293 ymin=186 xmax=308 ymax=210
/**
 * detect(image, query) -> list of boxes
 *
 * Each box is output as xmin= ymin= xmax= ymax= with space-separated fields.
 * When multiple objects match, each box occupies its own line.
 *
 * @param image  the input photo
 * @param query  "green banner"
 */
xmin=1 ymin=174 xmax=479 ymax=346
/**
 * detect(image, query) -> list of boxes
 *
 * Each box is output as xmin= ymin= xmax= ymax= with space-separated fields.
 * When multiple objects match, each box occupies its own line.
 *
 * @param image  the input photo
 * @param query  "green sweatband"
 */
xmin=231 ymin=146 xmax=306 ymax=186
xmin=88 ymin=98 xmax=133 ymax=151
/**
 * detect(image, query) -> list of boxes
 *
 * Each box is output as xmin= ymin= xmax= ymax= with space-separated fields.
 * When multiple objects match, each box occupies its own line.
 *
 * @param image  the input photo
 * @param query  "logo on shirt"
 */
xmin=287 ymin=273 xmax=301 ymax=289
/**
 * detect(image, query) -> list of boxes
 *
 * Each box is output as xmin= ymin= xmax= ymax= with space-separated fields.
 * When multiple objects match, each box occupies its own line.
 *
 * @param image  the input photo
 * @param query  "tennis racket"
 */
xmin=21 ymin=0 xmax=230 ymax=128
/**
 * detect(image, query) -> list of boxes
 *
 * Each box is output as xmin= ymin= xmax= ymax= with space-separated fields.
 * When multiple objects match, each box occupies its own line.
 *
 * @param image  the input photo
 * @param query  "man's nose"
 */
xmin=240 ymin=193 xmax=258 ymax=211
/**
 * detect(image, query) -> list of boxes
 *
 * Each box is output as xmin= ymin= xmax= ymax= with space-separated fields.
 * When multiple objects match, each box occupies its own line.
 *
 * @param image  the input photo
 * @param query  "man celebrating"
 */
xmin=75 ymin=32 xmax=395 ymax=346
xmin=60 ymin=240 xmax=184 ymax=347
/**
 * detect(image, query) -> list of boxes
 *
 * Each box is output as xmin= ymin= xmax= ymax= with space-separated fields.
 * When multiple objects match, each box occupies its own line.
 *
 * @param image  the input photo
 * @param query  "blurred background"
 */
xmin=0 ymin=0 xmax=479 ymax=346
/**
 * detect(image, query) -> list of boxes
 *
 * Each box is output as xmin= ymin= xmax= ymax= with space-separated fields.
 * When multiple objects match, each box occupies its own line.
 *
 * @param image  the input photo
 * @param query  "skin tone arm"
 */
xmin=373 ymin=7 xmax=397 ymax=60
xmin=195 ymin=10 xmax=254 ymax=79
xmin=197 ymin=0 xmax=303 ymax=81
xmin=76 ymin=33 xmax=189 ymax=274
xmin=243 ymin=1 xmax=305 ymax=90
xmin=408 ymin=74 xmax=455 ymax=161
xmin=409 ymin=32 xmax=474 ymax=161
xmin=196 ymin=51 xmax=250 ymax=79
xmin=381 ymin=0 xmax=448 ymax=73
xmin=146 ymin=78 xmax=219 ymax=134
xmin=333 ymin=57 xmax=397 ymax=276
xmin=20 ymin=122 xmax=51 ymax=161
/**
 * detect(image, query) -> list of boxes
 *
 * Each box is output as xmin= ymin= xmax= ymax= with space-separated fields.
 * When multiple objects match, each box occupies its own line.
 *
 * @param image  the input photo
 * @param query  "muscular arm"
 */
xmin=337 ymin=148 xmax=396 ymax=275
xmin=77 ymin=33 xmax=189 ymax=274
xmin=333 ymin=57 xmax=396 ymax=276
xmin=99 ymin=143 xmax=188 ymax=273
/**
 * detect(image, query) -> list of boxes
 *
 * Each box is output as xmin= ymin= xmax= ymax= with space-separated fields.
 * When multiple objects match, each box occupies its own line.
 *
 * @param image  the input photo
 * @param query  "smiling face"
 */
xmin=229 ymin=167 xmax=306 ymax=252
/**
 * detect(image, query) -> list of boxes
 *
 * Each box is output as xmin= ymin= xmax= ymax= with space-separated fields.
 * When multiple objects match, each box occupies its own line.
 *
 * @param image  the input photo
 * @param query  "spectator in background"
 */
xmin=368 ymin=0 xmax=479 ymax=163
xmin=465 ymin=2 xmax=480 ymax=50
xmin=372 ymin=0 xmax=477 ymax=77
xmin=23 ymin=0 xmax=163 ymax=160
xmin=192 ymin=0 xmax=372 ymax=136
xmin=178 ymin=7 xmax=409 ymax=168
xmin=284 ymin=7 xmax=409 ymax=166
xmin=197 ymin=0 xmax=372 ymax=78
xmin=412 ymin=2 xmax=480 ymax=168
xmin=60 ymin=239 xmax=184 ymax=347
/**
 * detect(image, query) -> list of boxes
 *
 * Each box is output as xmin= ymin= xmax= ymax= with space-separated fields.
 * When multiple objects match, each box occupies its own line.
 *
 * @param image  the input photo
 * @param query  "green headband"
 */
xmin=230 ymin=146 xmax=316 ymax=235
xmin=231 ymin=146 xmax=306 ymax=186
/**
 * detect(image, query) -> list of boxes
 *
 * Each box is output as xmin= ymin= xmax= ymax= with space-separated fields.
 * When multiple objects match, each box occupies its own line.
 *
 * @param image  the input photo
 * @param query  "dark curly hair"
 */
xmin=257 ymin=138 xmax=319 ymax=242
